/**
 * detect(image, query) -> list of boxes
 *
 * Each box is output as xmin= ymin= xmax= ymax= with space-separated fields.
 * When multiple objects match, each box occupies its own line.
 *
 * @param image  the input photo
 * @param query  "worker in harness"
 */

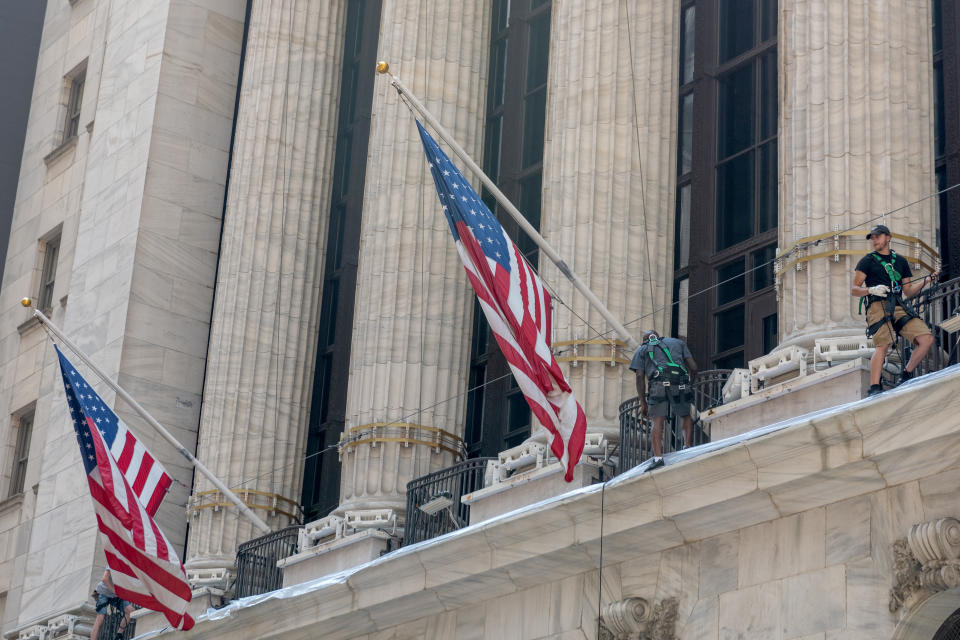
xmin=850 ymin=224 xmax=938 ymax=396
xmin=630 ymin=330 xmax=698 ymax=464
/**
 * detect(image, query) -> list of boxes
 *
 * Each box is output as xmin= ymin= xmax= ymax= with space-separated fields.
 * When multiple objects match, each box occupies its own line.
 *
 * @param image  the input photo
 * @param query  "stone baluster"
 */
xmin=779 ymin=0 xmax=937 ymax=348
xmin=185 ymin=0 xmax=347 ymax=580
xmin=337 ymin=0 xmax=490 ymax=516
xmin=540 ymin=0 xmax=680 ymax=436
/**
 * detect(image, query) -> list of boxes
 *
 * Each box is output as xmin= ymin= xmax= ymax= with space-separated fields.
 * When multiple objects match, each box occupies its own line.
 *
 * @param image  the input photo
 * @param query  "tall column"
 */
xmin=540 ymin=0 xmax=680 ymax=434
xmin=185 ymin=0 xmax=347 ymax=575
xmin=337 ymin=0 xmax=490 ymax=516
xmin=779 ymin=0 xmax=938 ymax=347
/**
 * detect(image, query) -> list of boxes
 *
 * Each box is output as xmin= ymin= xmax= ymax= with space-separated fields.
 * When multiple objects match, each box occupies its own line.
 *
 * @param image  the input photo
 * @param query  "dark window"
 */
xmin=718 ymin=63 xmax=755 ymax=158
xmin=752 ymin=244 xmax=776 ymax=290
xmin=679 ymin=93 xmax=694 ymax=175
xmin=758 ymin=140 xmax=777 ymax=232
xmin=719 ymin=0 xmax=755 ymax=62
xmin=716 ymin=305 xmax=745 ymax=352
xmin=522 ymin=88 xmax=547 ymax=168
xmin=64 ymin=69 xmax=85 ymax=141
xmin=675 ymin=184 xmax=691 ymax=269
xmin=301 ymin=0 xmax=383 ymax=523
xmin=38 ymin=233 xmax=60 ymax=312
xmin=714 ymin=351 xmax=744 ymax=370
xmin=717 ymin=258 xmax=746 ymax=305
xmin=716 ymin=151 xmax=754 ymax=250
xmin=683 ymin=0 xmax=778 ymax=368
xmin=762 ymin=312 xmax=777 ymax=353
xmin=935 ymin=59 xmax=945 ymax=159
xmin=10 ymin=409 xmax=33 ymax=497
xmin=680 ymin=5 xmax=696 ymax=85
xmin=505 ymin=392 xmax=531 ymax=449
xmin=760 ymin=51 xmax=777 ymax=139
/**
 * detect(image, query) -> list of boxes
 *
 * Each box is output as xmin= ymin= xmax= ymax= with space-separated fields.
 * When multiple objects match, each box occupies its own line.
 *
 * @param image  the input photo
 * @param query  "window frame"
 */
xmin=37 ymin=231 xmax=61 ymax=313
xmin=9 ymin=407 xmax=34 ymax=498
xmin=684 ymin=0 xmax=779 ymax=370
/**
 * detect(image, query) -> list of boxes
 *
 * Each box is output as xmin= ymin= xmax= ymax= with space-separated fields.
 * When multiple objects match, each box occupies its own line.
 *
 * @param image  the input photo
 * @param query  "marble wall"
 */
xmin=0 ymin=0 xmax=244 ymax=632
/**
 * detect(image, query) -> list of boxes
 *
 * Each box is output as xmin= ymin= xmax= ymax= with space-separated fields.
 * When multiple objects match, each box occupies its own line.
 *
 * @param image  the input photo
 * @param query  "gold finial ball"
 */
xmin=376 ymin=61 xmax=389 ymax=74
xmin=20 ymin=297 xmax=32 ymax=308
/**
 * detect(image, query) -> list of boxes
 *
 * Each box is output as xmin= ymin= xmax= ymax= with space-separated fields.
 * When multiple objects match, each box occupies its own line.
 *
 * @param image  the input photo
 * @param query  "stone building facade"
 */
xmin=0 ymin=0 xmax=958 ymax=638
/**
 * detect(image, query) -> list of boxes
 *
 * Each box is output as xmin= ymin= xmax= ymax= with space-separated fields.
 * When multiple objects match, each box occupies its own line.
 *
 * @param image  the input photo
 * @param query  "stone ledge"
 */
xmin=0 ymin=492 xmax=24 ymax=517
xmin=42 ymin=136 xmax=78 ymax=167
xmin=156 ymin=365 xmax=960 ymax=640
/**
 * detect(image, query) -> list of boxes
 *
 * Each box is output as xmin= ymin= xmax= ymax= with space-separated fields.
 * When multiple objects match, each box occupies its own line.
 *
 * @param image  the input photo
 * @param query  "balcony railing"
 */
xmin=617 ymin=369 xmax=730 ymax=474
xmin=234 ymin=525 xmax=300 ymax=599
xmin=92 ymin=606 xmax=136 ymax=640
xmin=403 ymin=457 xmax=493 ymax=547
xmin=906 ymin=275 xmax=960 ymax=375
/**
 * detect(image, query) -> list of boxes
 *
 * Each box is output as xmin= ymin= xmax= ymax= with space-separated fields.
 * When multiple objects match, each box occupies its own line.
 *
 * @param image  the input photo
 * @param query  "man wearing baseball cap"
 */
xmin=851 ymin=224 xmax=938 ymax=396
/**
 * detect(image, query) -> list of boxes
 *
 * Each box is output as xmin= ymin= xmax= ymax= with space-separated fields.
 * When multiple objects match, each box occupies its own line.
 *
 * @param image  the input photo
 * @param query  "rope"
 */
xmin=622 ymin=0 xmax=660 ymax=333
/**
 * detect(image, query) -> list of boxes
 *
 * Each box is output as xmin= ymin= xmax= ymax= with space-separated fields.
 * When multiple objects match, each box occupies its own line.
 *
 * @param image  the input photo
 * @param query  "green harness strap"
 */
xmin=858 ymin=250 xmax=902 ymax=314
xmin=646 ymin=340 xmax=688 ymax=377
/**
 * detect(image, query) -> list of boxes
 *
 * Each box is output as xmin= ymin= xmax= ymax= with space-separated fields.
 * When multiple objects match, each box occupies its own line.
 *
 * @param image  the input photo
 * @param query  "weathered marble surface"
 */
xmin=161 ymin=365 xmax=960 ymax=639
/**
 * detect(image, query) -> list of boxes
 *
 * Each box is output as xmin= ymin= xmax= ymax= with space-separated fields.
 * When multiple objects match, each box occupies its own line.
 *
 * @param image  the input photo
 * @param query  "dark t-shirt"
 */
xmin=629 ymin=337 xmax=692 ymax=378
xmin=855 ymin=251 xmax=912 ymax=289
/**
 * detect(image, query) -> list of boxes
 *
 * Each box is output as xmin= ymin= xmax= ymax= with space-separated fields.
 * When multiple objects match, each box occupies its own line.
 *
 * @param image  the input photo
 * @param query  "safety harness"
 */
xmin=861 ymin=250 xmax=921 ymax=338
xmin=646 ymin=338 xmax=690 ymax=385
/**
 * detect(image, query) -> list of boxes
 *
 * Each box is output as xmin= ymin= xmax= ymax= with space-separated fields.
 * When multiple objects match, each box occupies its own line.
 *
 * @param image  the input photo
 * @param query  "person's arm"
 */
xmin=851 ymin=270 xmax=869 ymax=297
xmin=902 ymin=272 xmax=938 ymax=298
xmin=684 ymin=356 xmax=698 ymax=381
xmin=635 ymin=370 xmax=648 ymax=416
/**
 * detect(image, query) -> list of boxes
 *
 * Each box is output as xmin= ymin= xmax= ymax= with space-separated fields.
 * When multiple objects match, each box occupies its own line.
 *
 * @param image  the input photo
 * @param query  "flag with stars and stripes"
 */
xmin=56 ymin=345 xmax=194 ymax=630
xmin=416 ymin=120 xmax=587 ymax=481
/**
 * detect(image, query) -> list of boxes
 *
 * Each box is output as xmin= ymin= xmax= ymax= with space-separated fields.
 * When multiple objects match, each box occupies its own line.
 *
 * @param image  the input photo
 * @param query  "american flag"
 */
xmin=416 ymin=121 xmax=587 ymax=481
xmin=56 ymin=345 xmax=194 ymax=630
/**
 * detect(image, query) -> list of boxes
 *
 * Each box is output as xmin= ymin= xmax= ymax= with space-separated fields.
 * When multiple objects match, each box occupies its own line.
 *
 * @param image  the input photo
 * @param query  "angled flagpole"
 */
xmin=24 ymin=299 xmax=271 ymax=534
xmin=377 ymin=61 xmax=640 ymax=351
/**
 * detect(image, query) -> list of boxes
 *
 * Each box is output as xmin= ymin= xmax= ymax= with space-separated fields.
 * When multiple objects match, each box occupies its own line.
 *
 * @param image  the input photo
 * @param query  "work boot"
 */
xmin=647 ymin=456 xmax=665 ymax=471
xmin=867 ymin=383 xmax=884 ymax=397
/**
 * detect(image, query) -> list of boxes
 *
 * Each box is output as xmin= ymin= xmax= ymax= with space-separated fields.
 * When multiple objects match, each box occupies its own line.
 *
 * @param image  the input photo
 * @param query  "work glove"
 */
xmin=867 ymin=284 xmax=889 ymax=297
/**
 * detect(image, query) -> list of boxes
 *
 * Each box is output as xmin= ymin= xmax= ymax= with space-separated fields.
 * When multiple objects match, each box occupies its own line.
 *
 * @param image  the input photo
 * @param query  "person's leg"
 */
xmin=681 ymin=415 xmax=694 ymax=448
xmin=905 ymin=333 xmax=934 ymax=373
xmin=651 ymin=416 xmax=665 ymax=457
xmin=870 ymin=343 xmax=890 ymax=385
xmin=116 ymin=603 xmax=134 ymax=638
xmin=90 ymin=613 xmax=106 ymax=640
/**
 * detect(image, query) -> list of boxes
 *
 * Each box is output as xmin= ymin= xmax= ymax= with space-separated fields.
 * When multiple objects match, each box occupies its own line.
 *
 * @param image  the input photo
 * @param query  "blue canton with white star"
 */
xmin=417 ymin=121 xmax=511 ymax=272
xmin=56 ymin=345 xmax=119 ymax=476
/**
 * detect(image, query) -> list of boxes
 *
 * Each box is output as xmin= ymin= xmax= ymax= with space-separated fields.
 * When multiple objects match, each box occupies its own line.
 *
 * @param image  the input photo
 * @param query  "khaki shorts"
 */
xmin=866 ymin=301 xmax=931 ymax=347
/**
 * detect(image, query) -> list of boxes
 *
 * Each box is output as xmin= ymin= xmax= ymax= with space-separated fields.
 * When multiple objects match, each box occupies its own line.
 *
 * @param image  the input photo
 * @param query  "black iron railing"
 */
xmin=403 ymin=457 xmax=493 ymax=546
xmin=910 ymin=275 xmax=960 ymax=374
xmin=234 ymin=525 xmax=300 ymax=599
xmin=93 ymin=606 xmax=136 ymax=640
xmin=617 ymin=369 xmax=730 ymax=474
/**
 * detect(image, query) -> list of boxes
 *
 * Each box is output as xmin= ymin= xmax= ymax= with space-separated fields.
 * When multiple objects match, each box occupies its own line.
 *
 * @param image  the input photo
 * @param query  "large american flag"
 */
xmin=416 ymin=121 xmax=587 ymax=481
xmin=56 ymin=345 xmax=194 ymax=630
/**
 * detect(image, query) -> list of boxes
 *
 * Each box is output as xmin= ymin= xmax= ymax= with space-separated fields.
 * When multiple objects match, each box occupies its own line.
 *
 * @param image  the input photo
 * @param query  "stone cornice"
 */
xmin=159 ymin=365 xmax=960 ymax=639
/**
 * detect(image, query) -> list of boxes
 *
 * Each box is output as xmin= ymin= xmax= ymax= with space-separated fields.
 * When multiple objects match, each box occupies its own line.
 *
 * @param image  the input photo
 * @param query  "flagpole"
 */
xmin=376 ymin=62 xmax=640 ymax=351
xmin=25 ymin=302 xmax=271 ymax=534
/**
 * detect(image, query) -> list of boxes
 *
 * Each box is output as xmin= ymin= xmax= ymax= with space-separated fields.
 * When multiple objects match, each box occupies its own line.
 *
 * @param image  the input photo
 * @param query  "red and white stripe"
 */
xmin=87 ymin=416 xmax=194 ymax=630
xmin=457 ymin=223 xmax=587 ymax=481
xmin=108 ymin=418 xmax=171 ymax=517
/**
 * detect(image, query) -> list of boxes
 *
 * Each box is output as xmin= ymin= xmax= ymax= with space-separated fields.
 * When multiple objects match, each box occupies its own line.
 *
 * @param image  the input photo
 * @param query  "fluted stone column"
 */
xmin=186 ymin=0 xmax=347 ymax=573
xmin=779 ymin=0 xmax=938 ymax=348
xmin=337 ymin=0 xmax=490 ymax=516
xmin=540 ymin=0 xmax=680 ymax=434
